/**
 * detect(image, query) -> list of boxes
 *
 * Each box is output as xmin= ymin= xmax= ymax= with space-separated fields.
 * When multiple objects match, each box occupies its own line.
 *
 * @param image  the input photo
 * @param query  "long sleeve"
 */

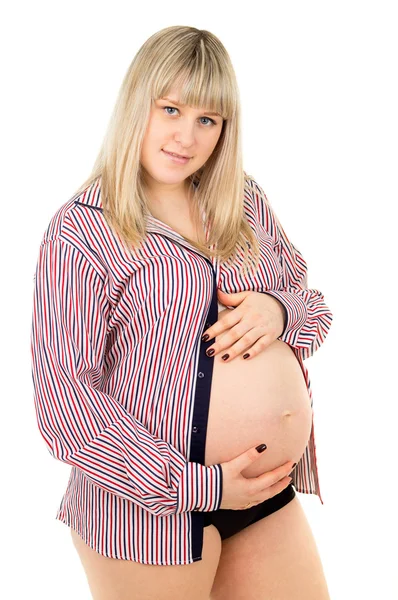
xmin=31 ymin=237 xmax=223 ymax=516
xmin=250 ymin=178 xmax=333 ymax=360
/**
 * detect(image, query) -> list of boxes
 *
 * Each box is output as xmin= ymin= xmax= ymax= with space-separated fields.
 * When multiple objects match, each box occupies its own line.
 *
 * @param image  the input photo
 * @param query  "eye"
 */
xmin=163 ymin=106 xmax=216 ymax=126
xmin=164 ymin=106 xmax=179 ymax=116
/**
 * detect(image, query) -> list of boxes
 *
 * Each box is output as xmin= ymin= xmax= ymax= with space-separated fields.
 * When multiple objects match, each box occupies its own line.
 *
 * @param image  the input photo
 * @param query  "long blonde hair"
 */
xmin=71 ymin=25 xmax=261 ymax=276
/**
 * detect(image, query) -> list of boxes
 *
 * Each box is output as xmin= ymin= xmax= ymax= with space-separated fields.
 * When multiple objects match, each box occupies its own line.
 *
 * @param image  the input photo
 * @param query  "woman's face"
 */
xmin=140 ymin=87 xmax=224 ymax=194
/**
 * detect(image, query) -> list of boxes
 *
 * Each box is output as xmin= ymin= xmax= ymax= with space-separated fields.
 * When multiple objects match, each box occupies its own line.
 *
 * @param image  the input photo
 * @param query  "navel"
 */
xmin=282 ymin=409 xmax=293 ymax=417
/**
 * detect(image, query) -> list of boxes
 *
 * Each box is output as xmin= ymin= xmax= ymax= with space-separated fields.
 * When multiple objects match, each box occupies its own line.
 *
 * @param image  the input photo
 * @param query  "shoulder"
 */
xmin=243 ymin=172 xmax=272 ymax=228
xmin=40 ymin=177 xmax=105 ymax=245
xmin=243 ymin=172 xmax=269 ymax=205
xmin=38 ymin=177 xmax=109 ymax=276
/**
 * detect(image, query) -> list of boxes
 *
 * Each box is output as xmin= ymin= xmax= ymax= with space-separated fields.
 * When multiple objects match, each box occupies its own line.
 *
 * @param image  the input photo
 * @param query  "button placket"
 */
xmin=189 ymin=268 xmax=218 ymax=526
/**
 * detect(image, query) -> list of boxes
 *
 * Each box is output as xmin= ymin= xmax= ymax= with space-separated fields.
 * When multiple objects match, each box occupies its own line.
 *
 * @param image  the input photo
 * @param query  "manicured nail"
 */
xmin=202 ymin=334 xmax=209 ymax=342
xmin=243 ymin=353 xmax=250 ymax=359
xmin=221 ymin=354 xmax=229 ymax=361
xmin=206 ymin=348 xmax=215 ymax=357
xmin=256 ymin=444 xmax=267 ymax=453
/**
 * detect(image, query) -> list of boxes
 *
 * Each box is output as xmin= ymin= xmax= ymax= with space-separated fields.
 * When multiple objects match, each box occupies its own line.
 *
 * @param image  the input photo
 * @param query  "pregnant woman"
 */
xmin=31 ymin=25 xmax=333 ymax=600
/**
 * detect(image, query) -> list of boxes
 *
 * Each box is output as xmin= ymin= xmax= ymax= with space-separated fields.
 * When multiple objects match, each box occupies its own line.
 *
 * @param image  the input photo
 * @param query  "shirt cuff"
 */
xmin=260 ymin=290 xmax=308 ymax=342
xmin=176 ymin=462 xmax=223 ymax=513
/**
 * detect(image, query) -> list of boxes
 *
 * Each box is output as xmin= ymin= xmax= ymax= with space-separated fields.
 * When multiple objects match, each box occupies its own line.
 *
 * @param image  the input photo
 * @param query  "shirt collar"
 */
xmin=144 ymin=210 xmax=215 ymax=261
xmin=74 ymin=177 xmax=216 ymax=263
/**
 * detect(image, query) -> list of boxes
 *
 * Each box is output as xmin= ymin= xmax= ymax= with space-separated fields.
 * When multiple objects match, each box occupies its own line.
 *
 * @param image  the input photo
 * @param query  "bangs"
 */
xmin=151 ymin=51 xmax=236 ymax=121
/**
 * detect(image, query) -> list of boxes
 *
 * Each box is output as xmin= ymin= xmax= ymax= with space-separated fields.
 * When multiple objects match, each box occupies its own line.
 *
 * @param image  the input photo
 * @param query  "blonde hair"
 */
xmin=71 ymin=25 xmax=261 ymax=276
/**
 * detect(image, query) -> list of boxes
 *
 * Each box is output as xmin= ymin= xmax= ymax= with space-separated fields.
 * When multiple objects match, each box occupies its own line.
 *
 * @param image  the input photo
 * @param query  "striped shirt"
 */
xmin=30 ymin=175 xmax=333 ymax=566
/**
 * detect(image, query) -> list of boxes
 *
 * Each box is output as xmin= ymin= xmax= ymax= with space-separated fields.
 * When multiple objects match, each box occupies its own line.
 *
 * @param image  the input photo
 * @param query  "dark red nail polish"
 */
xmin=256 ymin=444 xmax=267 ymax=453
xmin=206 ymin=348 xmax=215 ymax=357
xmin=202 ymin=334 xmax=209 ymax=342
xmin=243 ymin=353 xmax=250 ymax=359
xmin=221 ymin=354 xmax=229 ymax=361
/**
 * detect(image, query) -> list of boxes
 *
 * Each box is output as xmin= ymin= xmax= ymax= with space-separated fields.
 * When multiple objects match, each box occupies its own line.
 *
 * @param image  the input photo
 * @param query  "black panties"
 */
xmin=203 ymin=484 xmax=296 ymax=540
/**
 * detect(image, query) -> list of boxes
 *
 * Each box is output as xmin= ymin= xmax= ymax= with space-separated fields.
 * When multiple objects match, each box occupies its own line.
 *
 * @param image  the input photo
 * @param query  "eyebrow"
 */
xmin=160 ymin=97 xmax=221 ymax=117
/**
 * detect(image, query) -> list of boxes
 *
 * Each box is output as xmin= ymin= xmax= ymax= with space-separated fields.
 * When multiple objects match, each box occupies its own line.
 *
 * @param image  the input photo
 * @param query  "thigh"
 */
xmin=210 ymin=495 xmax=331 ymax=600
xmin=70 ymin=524 xmax=222 ymax=600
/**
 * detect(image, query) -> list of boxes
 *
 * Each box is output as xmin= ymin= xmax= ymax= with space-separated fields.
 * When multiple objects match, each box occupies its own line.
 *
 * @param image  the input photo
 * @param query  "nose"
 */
xmin=172 ymin=120 xmax=196 ymax=148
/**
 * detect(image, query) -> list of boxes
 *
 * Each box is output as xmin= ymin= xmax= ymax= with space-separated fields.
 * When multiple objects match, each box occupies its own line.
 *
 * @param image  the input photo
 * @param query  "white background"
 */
xmin=1 ymin=1 xmax=397 ymax=598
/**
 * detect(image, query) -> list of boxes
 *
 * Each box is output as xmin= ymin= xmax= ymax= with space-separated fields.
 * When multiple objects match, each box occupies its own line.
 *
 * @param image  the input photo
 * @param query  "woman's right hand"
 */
xmin=218 ymin=444 xmax=295 ymax=510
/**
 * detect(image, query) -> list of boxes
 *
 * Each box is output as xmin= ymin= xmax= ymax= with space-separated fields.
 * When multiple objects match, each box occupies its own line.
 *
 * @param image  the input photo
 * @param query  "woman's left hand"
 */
xmin=201 ymin=288 xmax=286 ymax=362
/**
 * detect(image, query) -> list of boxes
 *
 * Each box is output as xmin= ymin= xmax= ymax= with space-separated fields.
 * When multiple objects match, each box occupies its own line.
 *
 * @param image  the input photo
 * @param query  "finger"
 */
xmin=262 ymin=476 xmax=293 ymax=499
xmin=205 ymin=325 xmax=254 ymax=359
xmin=201 ymin=312 xmax=241 ymax=343
xmin=249 ymin=461 xmax=295 ymax=496
xmin=249 ymin=476 xmax=293 ymax=507
xmin=216 ymin=328 xmax=268 ymax=362
xmin=234 ymin=333 xmax=272 ymax=361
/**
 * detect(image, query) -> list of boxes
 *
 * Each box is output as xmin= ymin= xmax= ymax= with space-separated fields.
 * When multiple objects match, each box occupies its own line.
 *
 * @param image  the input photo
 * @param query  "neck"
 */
xmin=145 ymin=179 xmax=195 ymax=217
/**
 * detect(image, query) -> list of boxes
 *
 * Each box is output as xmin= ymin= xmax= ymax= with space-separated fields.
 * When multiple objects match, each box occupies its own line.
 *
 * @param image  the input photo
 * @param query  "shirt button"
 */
xmin=192 ymin=426 xmax=200 ymax=433
xmin=198 ymin=371 xmax=205 ymax=378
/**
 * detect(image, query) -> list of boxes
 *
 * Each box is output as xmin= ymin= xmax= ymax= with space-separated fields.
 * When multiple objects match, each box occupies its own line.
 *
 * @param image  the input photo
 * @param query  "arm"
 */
xmin=249 ymin=178 xmax=333 ymax=360
xmin=31 ymin=237 xmax=222 ymax=516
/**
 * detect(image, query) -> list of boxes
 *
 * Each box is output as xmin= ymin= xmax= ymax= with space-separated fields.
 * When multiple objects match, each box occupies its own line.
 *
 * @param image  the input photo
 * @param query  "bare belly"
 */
xmin=204 ymin=303 xmax=313 ymax=479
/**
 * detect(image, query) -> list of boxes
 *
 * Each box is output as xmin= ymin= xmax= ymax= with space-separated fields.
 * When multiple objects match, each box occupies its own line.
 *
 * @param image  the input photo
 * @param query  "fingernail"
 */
xmin=206 ymin=348 xmax=215 ymax=357
xmin=221 ymin=354 xmax=229 ymax=361
xmin=256 ymin=444 xmax=267 ymax=453
xmin=202 ymin=334 xmax=209 ymax=342
xmin=292 ymin=463 xmax=297 ymax=468
xmin=243 ymin=353 xmax=250 ymax=359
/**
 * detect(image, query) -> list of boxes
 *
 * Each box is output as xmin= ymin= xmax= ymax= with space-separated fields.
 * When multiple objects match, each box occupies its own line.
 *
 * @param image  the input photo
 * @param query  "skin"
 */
xmin=140 ymin=86 xmax=224 ymax=216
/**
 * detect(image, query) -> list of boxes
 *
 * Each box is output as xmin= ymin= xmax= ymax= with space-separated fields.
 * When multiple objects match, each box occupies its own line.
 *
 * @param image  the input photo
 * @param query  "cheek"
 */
xmin=209 ymin=127 xmax=223 ymax=151
xmin=144 ymin=115 xmax=166 ymax=143
xmin=199 ymin=131 xmax=220 ymax=155
xmin=146 ymin=126 xmax=162 ymax=145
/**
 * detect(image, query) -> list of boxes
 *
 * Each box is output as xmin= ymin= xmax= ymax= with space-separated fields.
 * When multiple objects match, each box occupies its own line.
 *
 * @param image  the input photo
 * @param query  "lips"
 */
xmin=163 ymin=150 xmax=191 ymax=159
